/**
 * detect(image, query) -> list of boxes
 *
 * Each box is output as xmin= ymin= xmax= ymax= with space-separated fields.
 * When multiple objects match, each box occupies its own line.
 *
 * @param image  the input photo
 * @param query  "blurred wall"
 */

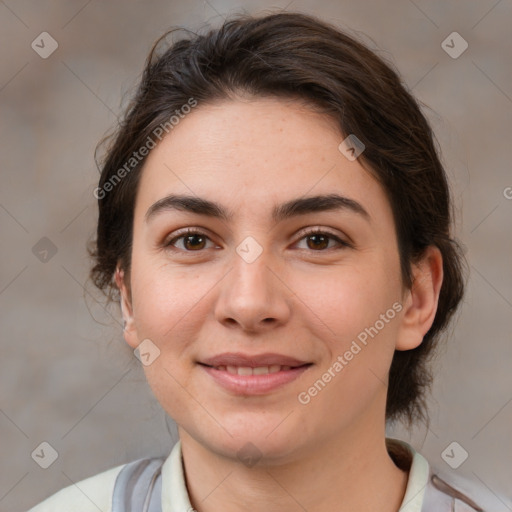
xmin=0 ymin=1 xmax=511 ymax=510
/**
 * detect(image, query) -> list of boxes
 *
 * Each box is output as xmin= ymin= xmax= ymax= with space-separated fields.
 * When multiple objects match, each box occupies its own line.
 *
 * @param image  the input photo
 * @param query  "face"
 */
xmin=117 ymin=96 xmax=432 ymax=464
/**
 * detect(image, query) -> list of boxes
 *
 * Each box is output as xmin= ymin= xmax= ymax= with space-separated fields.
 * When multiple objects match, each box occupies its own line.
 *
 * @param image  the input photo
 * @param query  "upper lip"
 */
xmin=199 ymin=352 xmax=311 ymax=368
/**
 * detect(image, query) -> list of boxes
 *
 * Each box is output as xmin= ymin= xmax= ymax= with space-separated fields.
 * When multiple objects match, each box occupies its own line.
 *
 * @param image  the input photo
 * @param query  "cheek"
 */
xmin=127 ymin=263 xmax=214 ymax=404
xmin=128 ymin=266 xmax=210 ymax=421
xmin=296 ymin=274 xmax=401 ymax=432
xmin=299 ymin=262 xmax=399 ymax=345
xmin=296 ymin=260 xmax=402 ymax=405
xmin=130 ymin=259 xmax=217 ymax=342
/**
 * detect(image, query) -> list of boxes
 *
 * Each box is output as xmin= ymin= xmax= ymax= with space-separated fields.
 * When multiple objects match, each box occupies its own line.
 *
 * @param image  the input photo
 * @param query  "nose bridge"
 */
xmin=230 ymin=234 xmax=273 ymax=300
xmin=215 ymin=233 xmax=290 ymax=330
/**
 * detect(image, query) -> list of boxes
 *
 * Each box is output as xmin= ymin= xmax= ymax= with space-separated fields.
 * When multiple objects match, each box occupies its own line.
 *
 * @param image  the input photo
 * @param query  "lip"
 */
xmin=200 ymin=364 xmax=311 ymax=395
xmin=200 ymin=352 xmax=310 ymax=368
xmin=198 ymin=352 xmax=312 ymax=395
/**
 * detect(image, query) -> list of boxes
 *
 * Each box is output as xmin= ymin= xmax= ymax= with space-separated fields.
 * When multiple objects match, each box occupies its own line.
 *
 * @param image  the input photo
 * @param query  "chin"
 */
xmin=188 ymin=419 xmax=308 ymax=467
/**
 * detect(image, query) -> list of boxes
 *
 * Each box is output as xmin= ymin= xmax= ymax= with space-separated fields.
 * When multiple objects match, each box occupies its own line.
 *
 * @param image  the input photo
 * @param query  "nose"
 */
xmin=214 ymin=242 xmax=292 ymax=333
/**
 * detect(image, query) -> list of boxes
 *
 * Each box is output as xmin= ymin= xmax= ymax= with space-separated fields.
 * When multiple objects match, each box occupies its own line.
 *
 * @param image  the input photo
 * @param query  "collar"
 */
xmin=161 ymin=438 xmax=430 ymax=512
xmin=386 ymin=437 xmax=430 ymax=511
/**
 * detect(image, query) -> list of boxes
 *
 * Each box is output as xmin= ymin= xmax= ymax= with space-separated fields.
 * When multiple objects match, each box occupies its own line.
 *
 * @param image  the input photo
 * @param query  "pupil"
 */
xmin=309 ymin=234 xmax=327 ymax=250
xmin=186 ymin=235 xmax=204 ymax=250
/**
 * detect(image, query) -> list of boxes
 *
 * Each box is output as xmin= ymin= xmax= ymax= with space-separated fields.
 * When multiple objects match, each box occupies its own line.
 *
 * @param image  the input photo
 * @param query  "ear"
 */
xmin=395 ymin=245 xmax=444 ymax=351
xmin=114 ymin=265 xmax=139 ymax=349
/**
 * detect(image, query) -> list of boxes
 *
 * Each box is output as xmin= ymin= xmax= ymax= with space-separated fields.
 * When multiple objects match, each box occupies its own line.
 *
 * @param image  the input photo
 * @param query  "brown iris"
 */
xmin=183 ymin=234 xmax=206 ymax=250
xmin=306 ymin=233 xmax=329 ymax=250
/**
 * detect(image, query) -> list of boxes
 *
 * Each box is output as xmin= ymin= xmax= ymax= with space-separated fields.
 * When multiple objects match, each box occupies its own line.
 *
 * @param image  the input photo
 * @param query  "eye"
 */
xmin=165 ymin=229 xmax=216 ymax=251
xmin=295 ymin=228 xmax=351 ymax=251
xmin=164 ymin=227 xmax=351 ymax=253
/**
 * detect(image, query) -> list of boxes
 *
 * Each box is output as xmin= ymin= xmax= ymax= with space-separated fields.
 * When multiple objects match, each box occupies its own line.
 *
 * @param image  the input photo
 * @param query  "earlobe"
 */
xmin=115 ymin=266 xmax=139 ymax=349
xmin=395 ymin=246 xmax=444 ymax=351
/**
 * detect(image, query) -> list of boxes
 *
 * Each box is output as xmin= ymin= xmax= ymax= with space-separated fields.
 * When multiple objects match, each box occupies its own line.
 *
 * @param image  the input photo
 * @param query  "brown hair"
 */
xmin=88 ymin=11 xmax=466 ymax=426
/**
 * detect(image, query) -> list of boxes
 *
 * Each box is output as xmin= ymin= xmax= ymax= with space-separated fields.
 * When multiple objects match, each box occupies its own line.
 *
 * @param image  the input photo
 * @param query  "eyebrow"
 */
xmin=144 ymin=193 xmax=371 ymax=224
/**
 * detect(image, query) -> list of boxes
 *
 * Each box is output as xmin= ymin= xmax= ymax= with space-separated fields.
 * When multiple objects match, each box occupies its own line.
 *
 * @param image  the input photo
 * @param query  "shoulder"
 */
xmin=27 ymin=462 xmax=126 ymax=512
xmin=424 ymin=471 xmax=486 ymax=512
xmin=387 ymin=438 xmax=506 ymax=512
xmin=424 ymin=468 xmax=512 ymax=512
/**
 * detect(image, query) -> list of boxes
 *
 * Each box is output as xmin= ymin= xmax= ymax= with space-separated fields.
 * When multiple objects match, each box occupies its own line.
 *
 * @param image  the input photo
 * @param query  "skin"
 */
xmin=116 ymin=96 xmax=443 ymax=512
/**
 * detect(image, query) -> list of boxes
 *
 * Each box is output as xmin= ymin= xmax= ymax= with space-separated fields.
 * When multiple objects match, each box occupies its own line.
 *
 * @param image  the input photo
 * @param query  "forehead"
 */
xmin=134 ymin=97 xmax=390 ymax=225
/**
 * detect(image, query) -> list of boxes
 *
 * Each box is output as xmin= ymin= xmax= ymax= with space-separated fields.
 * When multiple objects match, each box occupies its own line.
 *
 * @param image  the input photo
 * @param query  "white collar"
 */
xmin=161 ymin=438 xmax=429 ymax=512
xmin=388 ymin=438 xmax=430 ymax=511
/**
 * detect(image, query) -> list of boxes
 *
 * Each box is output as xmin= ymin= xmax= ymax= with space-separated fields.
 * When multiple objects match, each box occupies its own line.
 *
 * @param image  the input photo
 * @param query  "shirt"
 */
xmin=27 ymin=437 xmax=485 ymax=511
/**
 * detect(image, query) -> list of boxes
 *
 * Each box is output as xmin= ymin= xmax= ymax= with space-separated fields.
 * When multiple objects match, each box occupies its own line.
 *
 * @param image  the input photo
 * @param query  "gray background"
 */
xmin=1 ymin=1 xmax=511 ymax=510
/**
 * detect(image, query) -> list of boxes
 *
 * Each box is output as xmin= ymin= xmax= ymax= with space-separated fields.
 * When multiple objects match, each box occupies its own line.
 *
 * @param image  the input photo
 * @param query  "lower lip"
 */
xmin=200 ymin=364 xmax=312 ymax=395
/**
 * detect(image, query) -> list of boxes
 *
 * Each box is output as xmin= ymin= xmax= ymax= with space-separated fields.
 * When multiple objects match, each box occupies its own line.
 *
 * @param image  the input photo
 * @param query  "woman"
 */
xmin=29 ymin=11 xmax=485 ymax=512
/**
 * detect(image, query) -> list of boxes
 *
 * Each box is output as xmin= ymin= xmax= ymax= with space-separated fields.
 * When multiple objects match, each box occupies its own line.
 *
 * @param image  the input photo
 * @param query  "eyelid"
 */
xmin=163 ymin=227 xmax=217 ymax=249
xmin=297 ymin=226 xmax=349 ymax=244
xmin=295 ymin=226 xmax=352 ymax=248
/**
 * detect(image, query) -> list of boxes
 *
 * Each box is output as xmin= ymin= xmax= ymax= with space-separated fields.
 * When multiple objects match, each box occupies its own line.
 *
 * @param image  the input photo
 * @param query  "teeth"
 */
xmin=216 ymin=364 xmax=291 ymax=375
xmin=219 ymin=365 xmax=293 ymax=375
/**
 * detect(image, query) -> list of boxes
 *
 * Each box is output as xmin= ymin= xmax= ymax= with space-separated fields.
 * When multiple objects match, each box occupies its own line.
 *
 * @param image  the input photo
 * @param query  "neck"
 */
xmin=178 ymin=414 xmax=409 ymax=512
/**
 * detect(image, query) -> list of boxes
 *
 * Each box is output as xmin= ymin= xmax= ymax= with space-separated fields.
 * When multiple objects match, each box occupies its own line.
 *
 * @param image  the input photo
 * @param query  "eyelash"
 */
xmin=164 ymin=227 xmax=351 ymax=253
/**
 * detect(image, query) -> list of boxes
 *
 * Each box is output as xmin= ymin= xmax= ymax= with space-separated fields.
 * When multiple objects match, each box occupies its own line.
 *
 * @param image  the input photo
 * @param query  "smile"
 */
xmin=212 ymin=365 xmax=293 ymax=375
xmin=199 ymin=363 xmax=312 ymax=395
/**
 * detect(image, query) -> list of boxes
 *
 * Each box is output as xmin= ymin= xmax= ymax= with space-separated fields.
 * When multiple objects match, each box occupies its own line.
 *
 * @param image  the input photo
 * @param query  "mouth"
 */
xmin=199 ymin=351 xmax=311 ymax=368
xmin=199 ymin=363 xmax=311 ymax=375
xmin=197 ymin=354 xmax=313 ymax=395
